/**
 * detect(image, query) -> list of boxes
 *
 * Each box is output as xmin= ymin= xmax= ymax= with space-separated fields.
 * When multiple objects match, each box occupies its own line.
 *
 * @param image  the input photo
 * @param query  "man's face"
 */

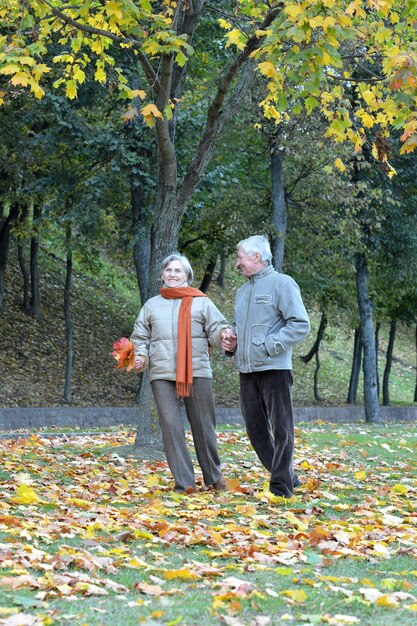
xmin=236 ymin=247 xmax=261 ymax=277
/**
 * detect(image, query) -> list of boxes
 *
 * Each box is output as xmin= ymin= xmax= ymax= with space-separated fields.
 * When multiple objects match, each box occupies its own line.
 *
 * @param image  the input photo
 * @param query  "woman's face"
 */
xmin=162 ymin=260 xmax=188 ymax=288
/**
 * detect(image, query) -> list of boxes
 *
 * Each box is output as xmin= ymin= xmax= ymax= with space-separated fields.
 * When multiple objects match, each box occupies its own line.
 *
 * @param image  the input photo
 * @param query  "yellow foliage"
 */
xmin=334 ymin=158 xmax=346 ymax=172
xmin=284 ymin=4 xmax=304 ymax=20
xmin=141 ymin=103 xmax=163 ymax=126
xmin=163 ymin=568 xmax=198 ymax=580
xmin=225 ymin=28 xmax=246 ymax=51
xmin=257 ymin=61 xmax=278 ymax=79
xmin=94 ymin=66 xmax=107 ymax=83
xmin=10 ymin=71 xmax=30 ymax=86
xmin=282 ymin=589 xmax=307 ymax=603
xmin=375 ymin=594 xmax=399 ymax=608
xmin=67 ymin=497 xmax=91 ymax=508
xmin=218 ymin=19 xmax=231 ymax=30
xmin=391 ymin=483 xmax=409 ymax=494
xmin=105 ymin=1 xmax=123 ymax=20
xmin=145 ymin=474 xmax=160 ymax=487
xmin=12 ymin=483 xmax=42 ymax=505
xmin=65 ymin=79 xmax=78 ymax=99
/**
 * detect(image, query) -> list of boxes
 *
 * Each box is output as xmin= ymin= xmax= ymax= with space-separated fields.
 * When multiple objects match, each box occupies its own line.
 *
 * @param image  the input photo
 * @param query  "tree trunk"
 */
xmin=347 ymin=326 xmax=362 ymax=404
xmin=216 ymin=251 xmax=226 ymax=288
xmin=199 ymin=257 xmax=216 ymax=293
xmin=270 ymin=146 xmax=286 ymax=272
xmin=313 ymin=350 xmax=323 ymax=402
xmin=375 ymin=320 xmax=381 ymax=399
xmin=63 ymin=223 xmax=73 ymax=403
xmin=0 ymin=203 xmax=20 ymax=312
xmin=382 ymin=319 xmax=396 ymax=407
xmin=148 ymin=192 xmax=182 ymax=297
xmin=300 ymin=311 xmax=327 ymax=400
xmin=17 ymin=241 xmax=31 ymax=314
xmin=300 ymin=311 xmax=327 ymax=363
xmin=29 ymin=203 xmax=42 ymax=319
xmin=414 ymin=324 xmax=417 ymax=403
xmin=134 ymin=369 xmax=163 ymax=452
xmin=355 ymin=253 xmax=381 ymax=422
xmin=131 ymin=179 xmax=151 ymax=305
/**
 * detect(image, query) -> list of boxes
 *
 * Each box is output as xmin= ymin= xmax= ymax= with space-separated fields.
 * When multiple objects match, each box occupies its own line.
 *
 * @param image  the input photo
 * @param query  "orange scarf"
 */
xmin=160 ymin=286 xmax=206 ymax=397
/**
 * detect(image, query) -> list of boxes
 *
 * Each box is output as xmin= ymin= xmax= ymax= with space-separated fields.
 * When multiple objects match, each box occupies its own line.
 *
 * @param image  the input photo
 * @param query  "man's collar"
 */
xmin=249 ymin=264 xmax=273 ymax=280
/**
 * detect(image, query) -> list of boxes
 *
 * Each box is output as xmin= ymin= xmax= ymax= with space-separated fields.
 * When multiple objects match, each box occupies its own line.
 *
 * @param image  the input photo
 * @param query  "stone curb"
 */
xmin=0 ymin=405 xmax=416 ymax=431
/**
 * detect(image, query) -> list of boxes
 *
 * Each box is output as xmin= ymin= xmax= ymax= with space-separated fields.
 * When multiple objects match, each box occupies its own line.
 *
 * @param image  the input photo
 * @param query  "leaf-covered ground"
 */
xmin=0 ymin=423 xmax=416 ymax=626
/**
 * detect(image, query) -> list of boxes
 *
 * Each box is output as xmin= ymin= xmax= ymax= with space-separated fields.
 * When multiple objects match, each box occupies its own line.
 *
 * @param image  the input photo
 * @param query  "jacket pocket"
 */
xmin=250 ymin=324 xmax=272 ymax=366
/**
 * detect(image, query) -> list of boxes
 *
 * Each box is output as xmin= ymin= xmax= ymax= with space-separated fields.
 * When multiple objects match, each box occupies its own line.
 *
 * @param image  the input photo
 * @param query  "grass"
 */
xmin=0 ymin=423 xmax=416 ymax=625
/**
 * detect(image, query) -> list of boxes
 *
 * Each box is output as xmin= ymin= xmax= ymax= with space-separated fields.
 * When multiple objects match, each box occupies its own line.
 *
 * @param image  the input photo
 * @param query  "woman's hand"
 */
xmin=220 ymin=328 xmax=237 ymax=353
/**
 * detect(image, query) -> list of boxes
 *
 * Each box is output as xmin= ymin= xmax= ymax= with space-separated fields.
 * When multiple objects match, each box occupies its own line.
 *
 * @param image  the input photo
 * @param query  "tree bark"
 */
xmin=29 ymin=203 xmax=42 ymax=319
xmin=355 ymin=253 xmax=381 ymax=422
xmin=347 ymin=326 xmax=362 ymax=404
xmin=199 ymin=257 xmax=216 ymax=293
xmin=313 ymin=350 xmax=322 ymax=402
xmin=270 ymin=145 xmax=286 ymax=272
xmin=414 ymin=324 xmax=417 ymax=403
xmin=299 ymin=312 xmax=327 ymax=401
xmin=0 ymin=203 xmax=20 ymax=312
xmin=134 ymin=369 xmax=163 ymax=452
xmin=216 ymin=251 xmax=226 ymax=288
xmin=382 ymin=319 xmax=396 ymax=406
xmin=17 ymin=241 xmax=31 ymax=315
xmin=375 ymin=320 xmax=381 ymax=399
xmin=300 ymin=311 xmax=328 ymax=364
xmin=63 ymin=223 xmax=73 ymax=403
xmin=131 ymin=178 xmax=151 ymax=304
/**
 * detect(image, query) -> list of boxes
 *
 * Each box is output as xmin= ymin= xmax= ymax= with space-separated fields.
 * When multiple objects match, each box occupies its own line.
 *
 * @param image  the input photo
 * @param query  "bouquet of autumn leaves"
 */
xmin=112 ymin=337 xmax=136 ymax=372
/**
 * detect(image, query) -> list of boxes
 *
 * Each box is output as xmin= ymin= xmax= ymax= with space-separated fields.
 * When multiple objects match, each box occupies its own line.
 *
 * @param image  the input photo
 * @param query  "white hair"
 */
xmin=160 ymin=253 xmax=194 ymax=284
xmin=237 ymin=235 xmax=272 ymax=264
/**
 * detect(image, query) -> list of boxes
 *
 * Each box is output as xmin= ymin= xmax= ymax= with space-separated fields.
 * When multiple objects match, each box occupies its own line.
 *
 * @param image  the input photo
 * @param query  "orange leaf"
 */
xmin=112 ymin=337 xmax=136 ymax=371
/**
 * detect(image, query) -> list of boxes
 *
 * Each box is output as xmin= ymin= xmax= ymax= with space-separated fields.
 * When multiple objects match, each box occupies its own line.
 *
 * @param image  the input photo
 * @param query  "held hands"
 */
xmin=220 ymin=327 xmax=237 ymax=353
xmin=134 ymin=355 xmax=147 ymax=370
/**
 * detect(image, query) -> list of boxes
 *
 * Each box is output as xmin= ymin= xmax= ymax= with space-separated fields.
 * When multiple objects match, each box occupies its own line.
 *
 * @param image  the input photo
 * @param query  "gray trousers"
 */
xmin=151 ymin=378 xmax=223 ymax=491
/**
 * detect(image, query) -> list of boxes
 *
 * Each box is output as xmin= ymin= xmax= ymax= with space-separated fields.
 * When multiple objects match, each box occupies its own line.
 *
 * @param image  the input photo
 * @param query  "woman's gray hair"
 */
xmin=237 ymin=235 xmax=272 ymax=264
xmin=160 ymin=253 xmax=194 ymax=284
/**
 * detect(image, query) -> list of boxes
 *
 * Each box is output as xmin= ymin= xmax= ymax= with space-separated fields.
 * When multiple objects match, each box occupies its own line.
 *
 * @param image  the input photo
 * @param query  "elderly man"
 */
xmin=222 ymin=235 xmax=310 ymax=498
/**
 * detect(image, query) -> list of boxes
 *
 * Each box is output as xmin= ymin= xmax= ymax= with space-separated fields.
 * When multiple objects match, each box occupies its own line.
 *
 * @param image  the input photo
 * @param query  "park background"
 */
xmin=1 ymin=1 xmax=417 ymax=425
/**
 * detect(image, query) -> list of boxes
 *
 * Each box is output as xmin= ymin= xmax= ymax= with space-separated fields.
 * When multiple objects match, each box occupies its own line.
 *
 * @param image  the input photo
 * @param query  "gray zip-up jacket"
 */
xmin=234 ymin=265 xmax=310 ymax=373
xmin=131 ymin=295 xmax=229 ymax=383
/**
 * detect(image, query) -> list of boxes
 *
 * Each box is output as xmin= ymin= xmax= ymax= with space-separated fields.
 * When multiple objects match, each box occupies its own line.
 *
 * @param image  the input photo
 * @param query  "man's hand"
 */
xmin=220 ymin=328 xmax=237 ymax=353
xmin=135 ymin=355 xmax=147 ymax=370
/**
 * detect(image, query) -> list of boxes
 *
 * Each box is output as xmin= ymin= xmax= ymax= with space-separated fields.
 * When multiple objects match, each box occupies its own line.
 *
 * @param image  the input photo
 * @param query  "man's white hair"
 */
xmin=237 ymin=235 xmax=272 ymax=264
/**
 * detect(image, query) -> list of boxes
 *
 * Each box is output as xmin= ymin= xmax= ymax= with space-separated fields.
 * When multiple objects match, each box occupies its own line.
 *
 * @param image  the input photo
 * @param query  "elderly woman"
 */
xmin=131 ymin=253 xmax=231 ymax=493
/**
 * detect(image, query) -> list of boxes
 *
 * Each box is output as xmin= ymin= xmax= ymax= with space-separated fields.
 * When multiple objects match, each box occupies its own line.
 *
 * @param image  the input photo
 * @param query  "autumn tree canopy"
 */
xmin=1 ymin=0 xmax=416 ymax=168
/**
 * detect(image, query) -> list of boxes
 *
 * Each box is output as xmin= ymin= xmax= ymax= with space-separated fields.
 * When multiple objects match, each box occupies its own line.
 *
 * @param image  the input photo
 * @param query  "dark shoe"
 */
xmin=293 ymin=477 xmax=301 ymax=489
xmin=212 ymin=477 xmax=227 ymax=491
xmin=269 ymin=490 xmax=292 ymax=499
xmin=174 ymin=485 xmax=196 ymax=494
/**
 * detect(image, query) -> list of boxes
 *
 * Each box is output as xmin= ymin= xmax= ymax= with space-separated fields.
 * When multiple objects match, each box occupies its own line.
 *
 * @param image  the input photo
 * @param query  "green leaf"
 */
xmin=175 ymin=51 xmax=187 ymax=67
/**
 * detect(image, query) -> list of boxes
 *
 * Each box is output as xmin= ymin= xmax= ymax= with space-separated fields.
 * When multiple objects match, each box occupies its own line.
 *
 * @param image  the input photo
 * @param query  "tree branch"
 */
xmin=39 ymin=0 xmax=160 ymax=89
xmin=178 ymin=4 xmax=284 ymax=206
